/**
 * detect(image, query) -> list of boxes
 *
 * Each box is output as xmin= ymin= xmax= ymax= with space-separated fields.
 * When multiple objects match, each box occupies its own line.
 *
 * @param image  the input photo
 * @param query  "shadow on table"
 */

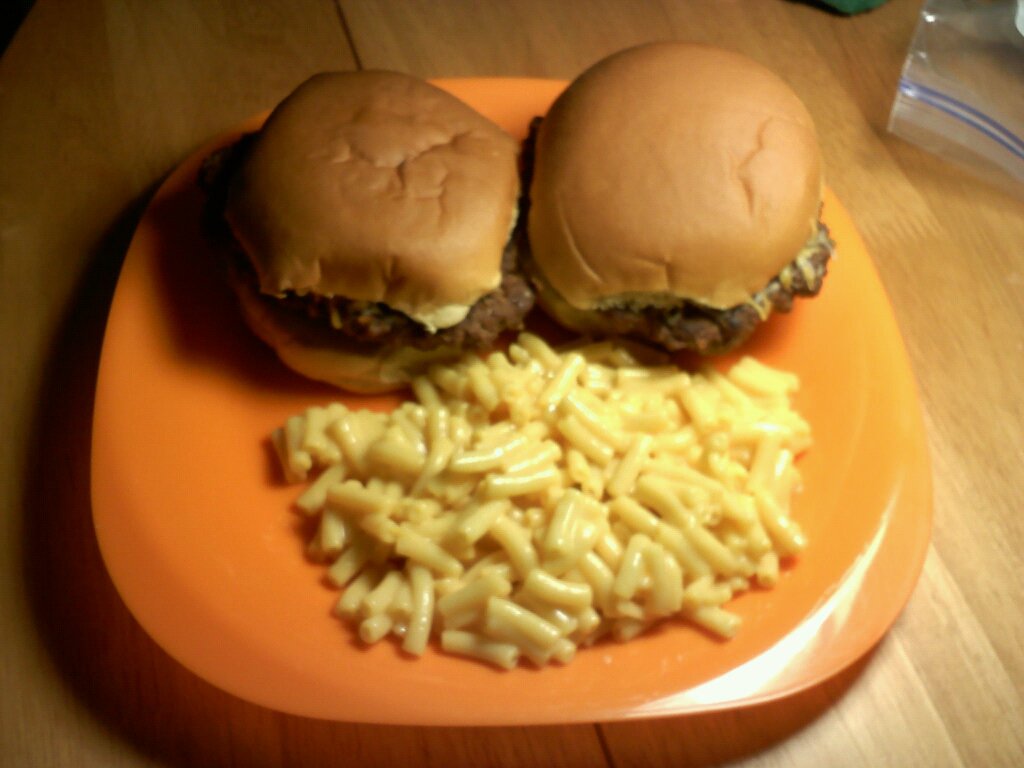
xmin=21 ymin=191 xmax=870 ymax=768
xmin=1 ymin=0 xmax=33 ymax=55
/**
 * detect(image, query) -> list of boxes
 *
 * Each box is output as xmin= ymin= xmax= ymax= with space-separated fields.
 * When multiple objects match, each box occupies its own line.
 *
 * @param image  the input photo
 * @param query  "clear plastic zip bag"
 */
xmin=888 ymin=0 xmax=1024 ymax=197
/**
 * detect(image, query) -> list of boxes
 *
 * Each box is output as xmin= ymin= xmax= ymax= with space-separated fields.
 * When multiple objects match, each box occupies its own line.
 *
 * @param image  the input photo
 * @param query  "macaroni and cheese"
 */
xmin=273 ymin=333 xmax=810 ymax=669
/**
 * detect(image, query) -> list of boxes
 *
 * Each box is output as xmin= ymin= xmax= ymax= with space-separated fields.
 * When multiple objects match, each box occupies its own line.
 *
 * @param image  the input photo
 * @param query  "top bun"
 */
xmin=225 ymin=71 xmax=520 ymax=330
xmin=528 ymin=42 xmax=823 ymax=311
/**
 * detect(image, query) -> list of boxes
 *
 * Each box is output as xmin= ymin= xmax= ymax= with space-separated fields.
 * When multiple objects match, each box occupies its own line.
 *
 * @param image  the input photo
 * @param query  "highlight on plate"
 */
xmin=273 ymin=333 xmax=811 ymax=669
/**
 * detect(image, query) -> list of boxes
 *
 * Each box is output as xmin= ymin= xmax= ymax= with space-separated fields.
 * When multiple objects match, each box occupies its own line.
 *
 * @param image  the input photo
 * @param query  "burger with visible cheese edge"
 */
xmin=201 ymin=70 xmax=533 ymax=392
xmin=526 ymin=42 xmax=834 ymax=354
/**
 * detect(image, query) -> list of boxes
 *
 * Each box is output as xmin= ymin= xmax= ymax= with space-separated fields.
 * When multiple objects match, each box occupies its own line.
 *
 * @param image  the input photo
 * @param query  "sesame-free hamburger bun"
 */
xmin=527 ymin=42 xmax=833 ymax=353
xmin=207 ymin=70 xmax=533 ymax=392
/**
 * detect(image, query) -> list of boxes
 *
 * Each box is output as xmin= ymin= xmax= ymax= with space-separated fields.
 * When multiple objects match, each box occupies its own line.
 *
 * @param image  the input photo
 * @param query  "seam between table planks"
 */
xmin=332 ymin=0 xmax=364 ymax=71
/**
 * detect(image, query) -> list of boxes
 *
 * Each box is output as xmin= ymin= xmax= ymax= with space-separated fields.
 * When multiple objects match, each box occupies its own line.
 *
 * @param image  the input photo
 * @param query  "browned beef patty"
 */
xmin=274 ymin=234 xmax=534 ymax=351
xmin=199 ymin=136 xmax=535 ymax=353
xmin=581 ymin=223 xmax=833 ymax=354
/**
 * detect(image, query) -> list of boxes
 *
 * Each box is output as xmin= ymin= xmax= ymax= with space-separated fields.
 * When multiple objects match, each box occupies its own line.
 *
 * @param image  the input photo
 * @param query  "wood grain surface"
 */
xmin=1 ymin=1 xmax=1022 ymax=766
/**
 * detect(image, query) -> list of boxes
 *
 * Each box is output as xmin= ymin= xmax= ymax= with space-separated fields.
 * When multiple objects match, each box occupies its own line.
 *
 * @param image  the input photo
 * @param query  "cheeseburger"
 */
xmin=526 ymin=42 xmax=833 ymax=353
xmin=202 ymin=71 xmax=533 ymax=392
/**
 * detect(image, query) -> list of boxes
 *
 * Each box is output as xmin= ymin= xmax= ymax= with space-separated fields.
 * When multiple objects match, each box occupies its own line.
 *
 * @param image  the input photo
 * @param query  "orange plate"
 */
xmin=91 ymin=78 xmax=932 ymax=725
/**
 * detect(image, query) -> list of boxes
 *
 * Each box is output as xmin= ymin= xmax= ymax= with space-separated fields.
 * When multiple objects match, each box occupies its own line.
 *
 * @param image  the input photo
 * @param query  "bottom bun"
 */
xmin=233 ymin=277 xmax=463 ymax=393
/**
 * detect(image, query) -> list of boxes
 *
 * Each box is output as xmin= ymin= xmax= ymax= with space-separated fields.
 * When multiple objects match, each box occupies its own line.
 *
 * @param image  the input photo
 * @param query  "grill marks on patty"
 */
xmin=200 ymin=136 xmax=536 ymax=352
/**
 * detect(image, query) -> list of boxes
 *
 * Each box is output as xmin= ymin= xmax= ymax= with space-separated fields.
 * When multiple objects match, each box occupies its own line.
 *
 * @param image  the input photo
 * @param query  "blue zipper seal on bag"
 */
xmin=898 ymin=76 xmax=1024 ymax=161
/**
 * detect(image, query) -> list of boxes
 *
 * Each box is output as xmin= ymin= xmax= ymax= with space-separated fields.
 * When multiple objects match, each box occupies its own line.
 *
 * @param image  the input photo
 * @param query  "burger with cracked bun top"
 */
xmin=526 ymin=42 xmax=833 ymax=354
xmin=202 ymin=71 xmax=533 ymax=392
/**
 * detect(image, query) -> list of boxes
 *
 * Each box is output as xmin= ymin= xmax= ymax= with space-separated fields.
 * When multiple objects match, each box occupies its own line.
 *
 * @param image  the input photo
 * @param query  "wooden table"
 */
xmin=2 ymin=1 xmax=1022 ymax=765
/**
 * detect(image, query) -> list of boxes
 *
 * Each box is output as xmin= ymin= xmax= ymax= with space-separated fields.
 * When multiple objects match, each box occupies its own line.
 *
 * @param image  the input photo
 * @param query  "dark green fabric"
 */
xmin=817 ymin=0 xmax=889 ymax=14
